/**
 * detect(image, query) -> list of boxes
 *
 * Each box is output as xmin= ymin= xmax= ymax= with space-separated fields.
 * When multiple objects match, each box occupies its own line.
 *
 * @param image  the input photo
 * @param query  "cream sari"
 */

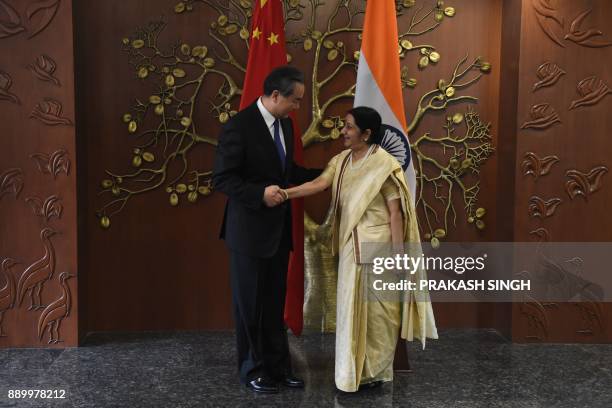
xmin=320 ymin=146 xmax=438 ymax=392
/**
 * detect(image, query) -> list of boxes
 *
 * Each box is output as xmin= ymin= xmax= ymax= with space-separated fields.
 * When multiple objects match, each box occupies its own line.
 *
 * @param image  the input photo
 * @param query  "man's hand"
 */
xmin=263 ymin=185 xmax=285 ymax=207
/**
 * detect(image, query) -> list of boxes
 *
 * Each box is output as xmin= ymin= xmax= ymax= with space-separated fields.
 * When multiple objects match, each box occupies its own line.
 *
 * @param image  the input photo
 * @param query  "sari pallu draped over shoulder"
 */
xmin=329 ymin=147 xmax=438 ymax=349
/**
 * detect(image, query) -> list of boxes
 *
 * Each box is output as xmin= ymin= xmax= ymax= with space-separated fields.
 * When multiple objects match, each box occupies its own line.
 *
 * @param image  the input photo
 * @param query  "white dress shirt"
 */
xmin=256 ymin=97 xmax=287 ymax=154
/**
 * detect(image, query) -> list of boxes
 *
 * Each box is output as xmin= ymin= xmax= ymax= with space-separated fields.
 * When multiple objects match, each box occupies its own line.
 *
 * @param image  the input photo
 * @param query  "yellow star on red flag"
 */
xmin=267 ymin=32 xmax=279 ymax=45
xmin=252 ymin=27 xmax=262 ymax=39
xmin=260 ymin=0 xmax=268 ymax=7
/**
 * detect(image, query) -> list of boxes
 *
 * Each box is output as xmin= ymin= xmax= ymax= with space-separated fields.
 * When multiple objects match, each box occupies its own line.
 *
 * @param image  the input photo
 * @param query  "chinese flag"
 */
xmin=240 ymin=0 xmax=305 ymax=336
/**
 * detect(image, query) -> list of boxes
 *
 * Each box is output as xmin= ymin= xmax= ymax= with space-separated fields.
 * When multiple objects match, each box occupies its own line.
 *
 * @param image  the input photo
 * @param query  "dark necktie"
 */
xmin=273 ymin=119 xmax=285 ymax=169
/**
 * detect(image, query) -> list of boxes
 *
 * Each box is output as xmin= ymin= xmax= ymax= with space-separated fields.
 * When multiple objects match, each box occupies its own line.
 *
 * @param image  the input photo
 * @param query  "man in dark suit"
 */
xmin=213 ymin=66 xmax=321 ymax=394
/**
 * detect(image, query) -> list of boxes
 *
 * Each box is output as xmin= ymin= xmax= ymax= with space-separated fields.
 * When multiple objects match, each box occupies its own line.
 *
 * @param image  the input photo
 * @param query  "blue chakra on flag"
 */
xmin=380 ymin=124 xmax=410 ymax=171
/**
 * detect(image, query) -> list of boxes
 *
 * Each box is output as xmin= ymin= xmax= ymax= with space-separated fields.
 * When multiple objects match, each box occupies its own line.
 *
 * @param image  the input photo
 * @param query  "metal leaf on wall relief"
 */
xmin=528 ymin=195 xmax=562 ymax=218
xmin=29 ymin=149 xmax=70 ymax=178
xmin=0 ymin=0 xmax=25 ymax=39
xmin=521 ymin=103 xmax=561 ymax=130
xmin=28 ymin=55 xmax=60 ymax=86
xmin=101 ymin=0 xmax=493 ymax=332
xmin=0 ymin=168 xmax=24 ymax=199
xmin=532 ymin=0 xmax=565 ymax=47
xmin=521 ymin=152 xmax=559 ymax=180
xmin=30 ymin=98 xmax=72 ymax=126
xmin=25 ymin=195 xmax=63 ymax=221
xmin=25 ymin=0 xmax=60 ymax=39
xmin=0 ymin=70 xmax=19 ymax=104
xmin=96 ymin=1 xmax=492 ymax=247
xmin=533 ymin=62 xmax=565 ymax=92
xmin=565 ymin=8 xmax=612 ymax=48
xmin=565 ymin=166 xmax=608 ymax=201
xmin=569 ymin=76 xmax=611 ymax=110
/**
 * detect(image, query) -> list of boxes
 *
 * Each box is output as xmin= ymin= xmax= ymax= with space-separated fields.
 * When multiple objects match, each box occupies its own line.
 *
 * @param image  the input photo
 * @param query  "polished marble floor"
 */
xmin=1 ymin=329 xmax=610 ymax=407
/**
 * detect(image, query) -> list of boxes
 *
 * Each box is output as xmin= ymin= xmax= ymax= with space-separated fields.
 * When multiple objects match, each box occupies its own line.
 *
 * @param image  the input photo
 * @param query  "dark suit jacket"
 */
xmin=213 ymin=101 xmax=321 ymax=257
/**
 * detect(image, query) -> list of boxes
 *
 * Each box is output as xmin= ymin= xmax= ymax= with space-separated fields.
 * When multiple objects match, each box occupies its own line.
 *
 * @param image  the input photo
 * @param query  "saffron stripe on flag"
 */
xmin=354 ymin=0 xmax=417 ymax=202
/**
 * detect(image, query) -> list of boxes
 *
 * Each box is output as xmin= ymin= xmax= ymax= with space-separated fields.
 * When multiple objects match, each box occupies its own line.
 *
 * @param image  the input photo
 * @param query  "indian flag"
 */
xmin=354 ymin=0 xmax=416 ymax=202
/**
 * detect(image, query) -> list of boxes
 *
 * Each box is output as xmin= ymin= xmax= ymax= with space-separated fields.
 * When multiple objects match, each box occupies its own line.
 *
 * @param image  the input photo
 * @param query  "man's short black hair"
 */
xmin=263 ymin=65 xmax=304 ymax=97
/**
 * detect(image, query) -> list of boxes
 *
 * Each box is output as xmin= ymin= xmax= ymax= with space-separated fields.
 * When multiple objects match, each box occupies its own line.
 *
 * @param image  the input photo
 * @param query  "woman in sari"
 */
xmin=281 ymin=106 xmax=437 ymax=392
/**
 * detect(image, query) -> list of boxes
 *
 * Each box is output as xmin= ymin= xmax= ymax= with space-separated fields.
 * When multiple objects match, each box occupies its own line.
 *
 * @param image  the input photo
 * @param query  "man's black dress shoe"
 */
xmin=246 ymin=377 xmax=279 ymax=394
xmin=280 ymin=374 xmax=305 ymax=388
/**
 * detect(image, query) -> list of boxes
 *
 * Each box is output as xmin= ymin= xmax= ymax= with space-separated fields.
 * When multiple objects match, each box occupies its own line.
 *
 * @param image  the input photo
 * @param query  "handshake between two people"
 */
xmin=263 ymin=185 xmax=289 ymax=207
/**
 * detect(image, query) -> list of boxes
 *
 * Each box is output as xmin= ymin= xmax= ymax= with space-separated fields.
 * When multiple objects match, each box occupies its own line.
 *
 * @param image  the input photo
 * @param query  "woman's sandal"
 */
xmin=358 ymin=380 xmax=384 ymax=391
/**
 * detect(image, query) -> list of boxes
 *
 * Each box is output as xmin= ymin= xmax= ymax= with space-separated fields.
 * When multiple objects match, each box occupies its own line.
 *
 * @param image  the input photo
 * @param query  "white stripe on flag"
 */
xmin=354 ymin=54 xmax=417 ymax=202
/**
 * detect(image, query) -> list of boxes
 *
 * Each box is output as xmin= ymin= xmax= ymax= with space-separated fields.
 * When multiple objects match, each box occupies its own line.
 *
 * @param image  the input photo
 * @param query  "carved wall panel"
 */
xmin=0 ymin=0 xmax=77 ymax=348
xmin=513 ymin=0 xmax=612 ymax=343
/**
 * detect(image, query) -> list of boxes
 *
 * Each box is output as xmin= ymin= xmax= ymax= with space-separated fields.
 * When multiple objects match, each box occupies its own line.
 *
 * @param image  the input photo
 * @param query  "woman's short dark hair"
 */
xmin=348 ymin=106 xmax=383 ymax=145
xmin=263 ymin=65 xmax=304 ymax=97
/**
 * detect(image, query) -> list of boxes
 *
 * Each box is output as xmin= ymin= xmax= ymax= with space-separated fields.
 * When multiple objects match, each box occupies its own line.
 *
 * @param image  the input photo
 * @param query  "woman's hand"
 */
xmin=387 ymin=198 xmax=404 ymax=251
xmin=284 ymin=176 xmax=332 ymax=200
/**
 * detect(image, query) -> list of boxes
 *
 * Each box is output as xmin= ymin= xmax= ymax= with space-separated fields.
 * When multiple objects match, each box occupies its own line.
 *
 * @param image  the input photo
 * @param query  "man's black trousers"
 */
xmin=229 ymin=228 xmax=292 ymax=383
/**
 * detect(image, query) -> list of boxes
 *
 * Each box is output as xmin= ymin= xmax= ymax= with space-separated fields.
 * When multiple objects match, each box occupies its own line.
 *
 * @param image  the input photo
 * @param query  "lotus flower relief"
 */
xmin=25 ymin=0 xmax=61 ymax=39
xmin=0 ymin=168 xmax=24 ymax=199
xmin=521 ymin=152 xmax=559 ymax=180
xmin=0 ymin=0 xmax=25 ymax=39
xmin=0 ymin=70 xmax=19 ymax=104
xmin=30 ymin=98 xmax=73 ymax=126
xmin=528 ymin=196 xmax=562 ymax=218
xmin=521 ymin=103 xmax=561 ymax=130
xmin=569 ymin=76 xmax=611 ymax=110
xmin=28 ymin=55 xmax=60 ymax=86
xmin=29 ymin=149 xmax=70 ymax=178
xmin=565 ymin=166 xmax=608 ymax=200
xmin=26 ymin=195 xmax=63 ymax=222
xmin=533 ymin=62 xmax=565 ymax=91
xmin=529 ymin=228 xmax=550 ymax=242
